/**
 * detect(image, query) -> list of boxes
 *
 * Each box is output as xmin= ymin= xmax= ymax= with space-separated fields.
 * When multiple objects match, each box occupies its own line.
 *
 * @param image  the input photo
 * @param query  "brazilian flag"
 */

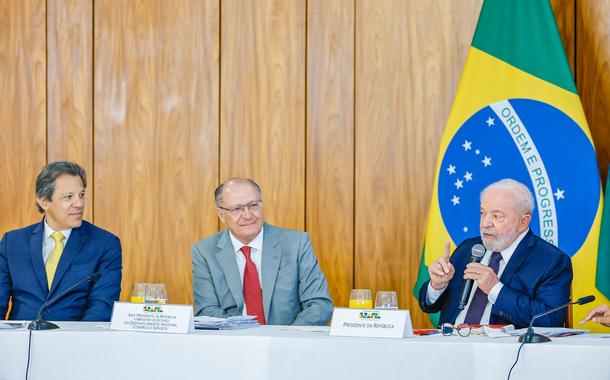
xmin=413 ymin=0 xmax=608 ymax=331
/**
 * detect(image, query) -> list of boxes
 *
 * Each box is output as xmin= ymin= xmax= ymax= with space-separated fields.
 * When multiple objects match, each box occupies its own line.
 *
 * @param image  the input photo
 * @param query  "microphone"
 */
xmin=458 ymin=244 xmax=486 ymax=310
xmin=518 ymin=295 xmax=596 ymax=343
xmin=28 ymin=272 xmax=102 ymax=331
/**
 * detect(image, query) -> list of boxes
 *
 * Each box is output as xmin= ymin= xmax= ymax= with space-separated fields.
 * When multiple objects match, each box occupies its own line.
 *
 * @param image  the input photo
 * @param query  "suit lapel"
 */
xmin=49 ymin=223 xmax=88 ymax=294
xmin=216 ymin=230 xmax=244 ymax=310
xmin=261 ymin=224 xmax=281 ymax=319
xmin=29 ymin=221 xmax=47 ymax=292
xmin=500 ymin=230 xmax=534 ymax=284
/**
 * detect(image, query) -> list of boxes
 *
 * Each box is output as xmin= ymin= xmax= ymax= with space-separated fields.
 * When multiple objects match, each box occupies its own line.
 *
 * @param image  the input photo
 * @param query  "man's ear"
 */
xmin=36 ymin=197 xmax=49 ymax=212
xmin=216 ymin=208 xmax=226 ymax=225
xmin=518 ymin=214 xmax=531 ymax=233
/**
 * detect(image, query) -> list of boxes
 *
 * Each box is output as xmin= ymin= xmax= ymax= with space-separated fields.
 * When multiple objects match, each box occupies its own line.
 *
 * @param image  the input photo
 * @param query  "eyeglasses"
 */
xmin=440 ymin=323 xmax=471 ymax=337
xmin=218 ymin=200 xmax=262 ymax=217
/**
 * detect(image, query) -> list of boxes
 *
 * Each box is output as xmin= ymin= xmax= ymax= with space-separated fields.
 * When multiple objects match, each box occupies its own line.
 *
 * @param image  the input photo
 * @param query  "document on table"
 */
xmin=194 ymin=315 xmax=259 ymax=330
xmin=0 ymin=321 xmax=27 ymax=329
xmin=510 ymin=327 xmax=588 ymax=337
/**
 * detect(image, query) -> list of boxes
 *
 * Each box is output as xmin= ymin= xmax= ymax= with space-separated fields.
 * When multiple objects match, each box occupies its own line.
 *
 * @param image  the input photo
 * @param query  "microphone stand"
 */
xmin=518 ymin=295 xmax=595 ymax=343
xmin=28 ymin=272 xmax=101 ymax=331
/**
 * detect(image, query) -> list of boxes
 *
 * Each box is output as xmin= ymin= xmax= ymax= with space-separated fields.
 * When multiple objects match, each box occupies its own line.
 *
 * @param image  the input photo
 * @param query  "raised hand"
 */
xmin=429 ymin=241 xmax=455 ymax=290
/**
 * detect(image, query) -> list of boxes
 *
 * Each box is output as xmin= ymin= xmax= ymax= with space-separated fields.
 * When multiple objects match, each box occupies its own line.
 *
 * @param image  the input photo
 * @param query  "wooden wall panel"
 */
xmin=0 ymin=0 xmax=47 ymax=234
xmin=306 ymin=0 xmax=354 ymax=307
xmin=93 ymin=0 xmax=219 ymax=303
xmin=220 ymin=0 xmax=305 ymax=230
xmin=551 ymin=0 xmax=575 ymax=75
xmin=47 ymin=0 xmax=93 ymax=220
xmin=578 ymin=0 xmax=610 ymax=185
xmin=355 ymin=0 xmax=482 ymax=328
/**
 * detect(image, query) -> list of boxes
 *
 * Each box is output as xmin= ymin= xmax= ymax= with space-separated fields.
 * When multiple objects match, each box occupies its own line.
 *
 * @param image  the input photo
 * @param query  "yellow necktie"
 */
xmin=46 ymin=232 xmax=64 ymax=289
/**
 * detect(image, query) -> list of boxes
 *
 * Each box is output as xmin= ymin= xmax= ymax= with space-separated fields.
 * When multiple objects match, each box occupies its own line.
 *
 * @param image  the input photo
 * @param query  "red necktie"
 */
xmin=241 ymin=246 xmax=266 ymax=325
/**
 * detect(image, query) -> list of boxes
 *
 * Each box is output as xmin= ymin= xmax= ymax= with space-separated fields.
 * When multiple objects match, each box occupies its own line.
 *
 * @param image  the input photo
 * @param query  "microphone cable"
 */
xmin=25 ymin=328 xmax=33 ymax=380
xmin=507 ymin=339 xmax=526 ymax=380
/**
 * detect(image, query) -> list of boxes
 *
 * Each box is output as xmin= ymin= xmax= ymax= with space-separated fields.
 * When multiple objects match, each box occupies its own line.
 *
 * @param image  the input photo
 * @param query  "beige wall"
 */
xmin=1 ymin=0 xmax=609 ymax=328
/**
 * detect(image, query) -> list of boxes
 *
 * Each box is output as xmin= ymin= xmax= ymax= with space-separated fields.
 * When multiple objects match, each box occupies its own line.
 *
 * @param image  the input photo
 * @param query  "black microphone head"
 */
xmin=471 ymin=244 xmax=486 ymax=262
xmin=576 ymin=295 xmax=595 ymax=305
xmin=89 ymin=272 xmax=102 ymax=282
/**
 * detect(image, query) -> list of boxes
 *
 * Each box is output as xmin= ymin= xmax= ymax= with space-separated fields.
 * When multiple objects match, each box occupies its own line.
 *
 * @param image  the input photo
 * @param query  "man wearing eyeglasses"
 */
xmin=191 ymin=178 xmax=333 ymax=325
xmin=418 ymin=178 xmax=573 ymax=328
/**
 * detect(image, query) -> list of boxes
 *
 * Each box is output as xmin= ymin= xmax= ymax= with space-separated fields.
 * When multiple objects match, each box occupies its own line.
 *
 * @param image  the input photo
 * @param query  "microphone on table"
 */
xmin=28 ymin=272 xmax=102 ymax=331
xmin=518 ymin=295 xmax=596 ymax=343
xmin=458 ymin=244 xmax=486 ymax=310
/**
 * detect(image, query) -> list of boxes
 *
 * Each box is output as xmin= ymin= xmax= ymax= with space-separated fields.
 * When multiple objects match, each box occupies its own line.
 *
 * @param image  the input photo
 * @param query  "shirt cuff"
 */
xmin=487 ymin=282 xmax=504 ymax=304
xmin=426 ymin=282 xmax=447 ymax=304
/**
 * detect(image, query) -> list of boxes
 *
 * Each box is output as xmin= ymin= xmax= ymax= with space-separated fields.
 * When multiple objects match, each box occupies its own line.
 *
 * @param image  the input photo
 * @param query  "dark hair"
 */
xmin=214 ymin=178 xmax=262 ymax=207
xmin=35 ymin=161 xmax=87 ymax=213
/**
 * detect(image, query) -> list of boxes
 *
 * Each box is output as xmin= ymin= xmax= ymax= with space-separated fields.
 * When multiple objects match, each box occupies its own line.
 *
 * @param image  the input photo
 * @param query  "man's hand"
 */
xmin=429 ymin=241 xmax=455 ymax=290
xmin=579 ymin=304 xmax=610 ymax=327
xmin=464 ymin=262 xmax=499 ymax=294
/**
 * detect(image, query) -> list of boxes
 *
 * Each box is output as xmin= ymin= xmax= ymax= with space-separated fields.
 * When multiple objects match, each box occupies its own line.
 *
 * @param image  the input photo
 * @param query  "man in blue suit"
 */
xmin=0 ymin=161 xmax=122 ymax=321
xmin=419 ymin=179 xmax=572 ymax=328
xmin=192 ymin=178 xmax=333 ymax=325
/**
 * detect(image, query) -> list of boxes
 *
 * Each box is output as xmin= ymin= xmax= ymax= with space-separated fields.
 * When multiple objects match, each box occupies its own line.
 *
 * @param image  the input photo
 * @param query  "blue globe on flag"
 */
xmin=438 ymin=98 xmax=599 ymax=257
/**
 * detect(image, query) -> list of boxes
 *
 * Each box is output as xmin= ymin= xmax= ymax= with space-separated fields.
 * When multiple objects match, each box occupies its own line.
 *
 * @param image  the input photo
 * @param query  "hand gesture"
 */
xmin=579 ymin=304 xmax=610 ymax=327
xmin=464 ymin=262 xmax=499 ymax=294
xmin=428 ymin=241 xmax=455 ymax=290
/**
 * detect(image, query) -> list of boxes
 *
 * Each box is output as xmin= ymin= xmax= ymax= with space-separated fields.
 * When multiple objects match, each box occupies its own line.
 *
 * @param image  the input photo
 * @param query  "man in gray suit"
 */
xmin=192 ymin=178 xmax=333 ymax=325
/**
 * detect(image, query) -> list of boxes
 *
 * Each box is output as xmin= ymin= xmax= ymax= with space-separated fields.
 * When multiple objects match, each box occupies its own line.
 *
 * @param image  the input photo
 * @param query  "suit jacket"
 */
xmin=418 ymin=230 xmax=573 ymax=328
xmin=192 ymin=223 xmax=333 ymax=325
xmin=0 ymin=220 xmax=122 ymax=321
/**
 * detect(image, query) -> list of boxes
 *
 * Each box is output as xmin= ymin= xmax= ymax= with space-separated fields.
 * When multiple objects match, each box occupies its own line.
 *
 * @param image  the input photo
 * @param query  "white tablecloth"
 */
xmin=1 ymin=323 xmax=609 ymax=380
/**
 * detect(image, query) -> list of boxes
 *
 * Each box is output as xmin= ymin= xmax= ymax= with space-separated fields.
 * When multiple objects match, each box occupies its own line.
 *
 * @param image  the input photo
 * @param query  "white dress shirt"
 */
xmin=427 ymin=229 xmax=529 ymax=325
xmin=42 ymin=220 xmax=73 ymax=264
xmin=228 ymin=229 xmax=264 ymax=316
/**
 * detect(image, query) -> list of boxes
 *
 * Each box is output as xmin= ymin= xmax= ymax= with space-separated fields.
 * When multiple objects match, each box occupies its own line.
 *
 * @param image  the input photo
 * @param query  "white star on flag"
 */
xmin=451 ymin=195 xmax=460 ymax=206
xmin=462 ymin=140 xmax=472 ymax=151
xmin=475 ymin=149 xmax=480 ymax=155
xmin=486 ymin=117 xmax=495 ymax=126
xmin=463 ymin=226 xmax=469 ymax=232
xmin=454 ymin=179 xmax=463 ymax=189
xmin=464 ymin=171 xmax=473 ymax=181
xmin=482 ymin=156 xmax=492 ymax=167
xmin=447 ymin=164 xmax=456 ymax=175
xmin=554 ymin=188 xmax=565 ymax=200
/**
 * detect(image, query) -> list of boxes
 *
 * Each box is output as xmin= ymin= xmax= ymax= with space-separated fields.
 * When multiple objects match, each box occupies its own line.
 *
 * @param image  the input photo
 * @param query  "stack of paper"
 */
xmin=0 ymin=321 xmax=26 ymax=329
xmin=510 ymin=327 xmax=588 ymax=338
xmin=194 ymin=315 xmax=259 ymax=330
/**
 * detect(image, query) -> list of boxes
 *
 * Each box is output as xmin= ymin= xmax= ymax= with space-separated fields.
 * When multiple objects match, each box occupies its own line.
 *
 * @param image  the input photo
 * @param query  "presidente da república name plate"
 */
xmin=110 ymin=301 xmax=194 ymax=334
xmin=330 ymin=308 xmax=414 ymax=338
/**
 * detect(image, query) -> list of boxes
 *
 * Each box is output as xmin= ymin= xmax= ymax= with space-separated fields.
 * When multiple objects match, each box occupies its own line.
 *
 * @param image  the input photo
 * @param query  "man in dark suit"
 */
xmin=192 ymin=178 xmax=333 ymax=325
xmin=419 ymin=178 xmax=572 ymax=328
xmin=0 ymin=161 xmax=122 ymax=321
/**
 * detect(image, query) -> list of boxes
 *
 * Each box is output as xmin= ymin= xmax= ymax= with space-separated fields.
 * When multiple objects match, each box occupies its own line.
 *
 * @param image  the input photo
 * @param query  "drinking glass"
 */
xmin=349 ymin=289 xmax=373 ymax=309
xmin=130 ymin=283 xmax=147 ymax=303
xmin=145 ymin=283 xmax=168 ymax=304
xmin=375 ymin=291 xmax=398 ymax=309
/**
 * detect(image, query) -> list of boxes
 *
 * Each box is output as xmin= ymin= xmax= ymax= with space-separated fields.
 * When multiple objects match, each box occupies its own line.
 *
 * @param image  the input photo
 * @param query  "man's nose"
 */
xmin=74 ymin=197 xmax=85 ymax=209
xmin=480 ymin=215 xmax=492 ymax=227
xmin=241 ymin=205 xmax=253 ymax=217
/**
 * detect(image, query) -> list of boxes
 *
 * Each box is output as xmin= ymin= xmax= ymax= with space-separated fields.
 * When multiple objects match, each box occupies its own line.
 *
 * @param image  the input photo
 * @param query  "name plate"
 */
xmin=110 ymin=301 xmax=194 ymax=334
xmin=330 ymin=308 xmax=414 ymax=338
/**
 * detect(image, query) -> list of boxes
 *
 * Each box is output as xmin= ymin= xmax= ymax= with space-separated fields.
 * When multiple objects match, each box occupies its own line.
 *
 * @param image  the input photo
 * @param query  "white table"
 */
xmin=1 ymin=323 xmax=609 ymax=380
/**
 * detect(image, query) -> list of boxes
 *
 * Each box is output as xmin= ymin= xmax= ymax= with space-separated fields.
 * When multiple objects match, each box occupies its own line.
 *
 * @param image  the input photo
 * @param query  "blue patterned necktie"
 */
xmin=463 ymin=251 xmax=502 ymax=324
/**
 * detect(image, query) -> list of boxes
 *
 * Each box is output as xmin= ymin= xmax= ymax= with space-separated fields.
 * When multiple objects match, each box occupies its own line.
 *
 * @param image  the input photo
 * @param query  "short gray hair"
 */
xmin=480 ymin=178 xmax=534 ymax=215
xmin=214 ymin=178 xmax=262 ymax=207
xmin=35 ymin=161 xmax=87 ymax=213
